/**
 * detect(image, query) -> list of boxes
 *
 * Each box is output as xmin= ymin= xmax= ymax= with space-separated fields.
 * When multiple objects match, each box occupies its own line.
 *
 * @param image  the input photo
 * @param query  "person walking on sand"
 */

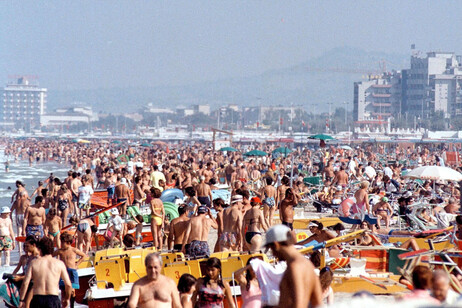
xmin=0 ymin=207 xmax=15 ymax=266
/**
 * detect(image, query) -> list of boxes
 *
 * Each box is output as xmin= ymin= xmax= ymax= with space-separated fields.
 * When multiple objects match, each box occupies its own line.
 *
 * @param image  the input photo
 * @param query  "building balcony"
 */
xmin=371 ymin=84 xmax=392 ymax=88
xmin=371 ymin=102 xmax=392 ymax=107
xmin=372 ymin=112 xmax=392 ymax=117
xmin=371 ymin=93 xmax=391 ymax=98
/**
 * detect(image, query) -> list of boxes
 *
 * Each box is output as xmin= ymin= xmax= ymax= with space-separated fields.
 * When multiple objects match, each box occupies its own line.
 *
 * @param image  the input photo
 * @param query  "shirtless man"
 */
xmin=263 ymin=225 xmax=322 ymax=308
xmin=299 ymin=221 xmax=335 ymax=245
xmin=11 ymin=181 xmax=29 ymax=247
xmin=44 ymin=208 xmax=62 ymax=248
xmin=19 ymin=237 xmax=72 ymax=308
xmin=115 ymin=178 xmax=131 ymax=217
xmin=212 ymin=198 xmax=226 ymax=252
xmin=0 ymin=207 xmax=15 ymax=266
xmin=260 ymin=177 xmax=277 ymax=227
xmin=220 ymin=196 xmax=243 ymax=251
xmin=242 ymin=197 xmax=267 ymax=252
xmin=237 ymin=164 xmax=249 ymax=183
xmin=280 ymin=188 xmax=297 ymax=231
xmin=225 ymin=162 xmax=235 ymax=185
xmin=127 ymin=253 xmax=181 ymax=308
xmin=203 ymin=162 xmax=214 ymax=183
xmin=324 ymin=161 xmax=335 ymax=182
xmin=332 ymin=165 xmax=349 ymax=187
xmin=372 ymin=197 xmax=394 ymax=228
xmin=168 ymin=206 xmax=190 ymax=251
xmin=196 ymin=176 xmax=213 ymax=208
xmin=23 ymin=196 xmax=46 ymax=239
xmin=53 ymin=232 xmax=86 ymax=307
xmin=353 ymin=181 xmax=370 ymax=216
xmin=70 ymin=172 xmax=82 ymax=215
xmin=182 ymin=206 xmax=217 ymax=258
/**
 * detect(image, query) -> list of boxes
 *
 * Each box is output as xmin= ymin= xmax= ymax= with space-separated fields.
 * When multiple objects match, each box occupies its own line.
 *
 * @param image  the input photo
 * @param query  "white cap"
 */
xmin=0 ymin=206 xmax=11 ymax=214
xmin=231 ymin=195 xmax=243 ymax=203
xmin=262 ymin=224 xmax=291 ymax=247
xmin=110 ymin=208 xmax=119 ymax=215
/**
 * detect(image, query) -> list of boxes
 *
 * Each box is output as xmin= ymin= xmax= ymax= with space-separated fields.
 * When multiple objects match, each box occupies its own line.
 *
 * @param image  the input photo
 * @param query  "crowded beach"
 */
xmin=0 ymin=137 xmax=462 ymax=308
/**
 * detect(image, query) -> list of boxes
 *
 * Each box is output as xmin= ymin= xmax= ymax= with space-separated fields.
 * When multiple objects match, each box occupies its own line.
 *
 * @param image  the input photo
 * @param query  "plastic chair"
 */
xmin=187 ymin=259 xmax=203 ymax=278
xmin=127 ymin=254 xmax=146 ymax=282
xmin=95 ymin=258 xmax=126 ymax=290
xmin=163 ymin=262 xmax=191 ymax=284
xmin=161 ymin=252 xmax=185 ymax=264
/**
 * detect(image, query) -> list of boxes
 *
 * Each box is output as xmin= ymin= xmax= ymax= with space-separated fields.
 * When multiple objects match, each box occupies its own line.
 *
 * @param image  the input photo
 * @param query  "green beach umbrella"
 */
xmin=272 ymin=147 xmax=292 ymax=156
xmin=244 ymin=150 xmax=267 ymax=156
xmin=309 ymin=134 xmax=335 ymax=141
xmin=141 ymin=143 xmax=152 ymax=147
xmin=218 ymin=147 xmax=238 ymax=152
xmin=112 ymin=140 xmax=122 ymax=144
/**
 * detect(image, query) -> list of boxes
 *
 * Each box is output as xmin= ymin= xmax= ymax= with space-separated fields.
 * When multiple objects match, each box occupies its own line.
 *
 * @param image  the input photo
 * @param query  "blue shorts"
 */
xmin=60 ymin=268 xmax=79 ymax=290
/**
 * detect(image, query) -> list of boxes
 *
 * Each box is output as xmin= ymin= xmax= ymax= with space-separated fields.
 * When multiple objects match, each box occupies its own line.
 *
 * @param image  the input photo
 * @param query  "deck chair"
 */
xmin=161 ymin=252 xmax=185 ymax=264
xmin=95 ymin=259 xmax=126 ymax=290
xmin=187 ymin=259 xmax=203 ymax=278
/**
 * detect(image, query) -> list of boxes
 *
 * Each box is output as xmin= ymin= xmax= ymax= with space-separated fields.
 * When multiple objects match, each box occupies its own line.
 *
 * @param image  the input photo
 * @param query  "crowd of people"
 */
xmin=1 ymin=138 xmax=462 ymax=307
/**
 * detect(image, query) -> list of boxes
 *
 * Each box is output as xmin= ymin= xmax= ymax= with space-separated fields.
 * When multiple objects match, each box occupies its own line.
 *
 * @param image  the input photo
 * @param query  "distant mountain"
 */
xmin=47 ymin=46 xmax=409 ymax=114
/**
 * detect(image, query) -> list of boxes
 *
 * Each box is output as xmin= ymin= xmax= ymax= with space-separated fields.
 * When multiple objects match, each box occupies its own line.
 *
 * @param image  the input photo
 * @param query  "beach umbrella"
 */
xmin=218 ymin=147 xmax=238 ymax=152
xmin=141 ymin=143 xmax=152 ymax=147
xmin=78 ymin=139 xmax=91 ymax=144
xmin=272 ymin=147 xmax=292 ymax=156
xmin=340 ymin=145 xmax=353 ymax=151
xmin=153 ymin=140 xmax=167 ymax=146
xmin=112 ymin=140 xmax=122 ymax=144
xmin=244 ymin=150 xmax=267 ymax=157
xmin=309 ymin=134 xmax=335 ymax=141
xmin=404 ymin=166 xmax=462 ymax=182
xmin=100 ymin=140 xmax=110 ymax=144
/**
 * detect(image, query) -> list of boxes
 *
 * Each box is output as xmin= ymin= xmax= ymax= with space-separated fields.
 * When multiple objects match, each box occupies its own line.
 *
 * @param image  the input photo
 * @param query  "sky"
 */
xmin=1 ymin=1 xmax=462 ymax=91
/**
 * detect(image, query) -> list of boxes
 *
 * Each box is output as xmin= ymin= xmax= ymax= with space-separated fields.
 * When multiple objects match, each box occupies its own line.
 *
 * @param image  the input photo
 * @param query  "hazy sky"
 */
xmin=1 ymin=1 xmax=462 ymax=90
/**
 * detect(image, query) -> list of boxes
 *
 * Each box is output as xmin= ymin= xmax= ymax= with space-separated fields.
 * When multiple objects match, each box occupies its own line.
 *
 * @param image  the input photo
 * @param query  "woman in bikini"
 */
xmin=69 ymin=216 xmax=98 ymax=253
xmin=242 ymin=197 xmax=267 ymax=252
xmin=149 ymin=187 xmax=165 ymax=250
xmin=44 ymin=208 xmax=62 ymax=248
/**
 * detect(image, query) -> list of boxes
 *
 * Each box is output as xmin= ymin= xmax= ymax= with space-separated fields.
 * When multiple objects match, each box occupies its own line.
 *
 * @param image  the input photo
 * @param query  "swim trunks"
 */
xmin=59 ymin=268 xmax=79 ymax=290
xmin=117 ymin=198 xmax=128 ymax=205
xmin=245 ymin=232 xmax=261 ymax=245
xmin=188 ymin=240 xmax=210 ymax=258
xmin=197 ymin=196 xmax=211 ymax=208
xmin=15 ymin=214 xmax=24 ymax=227
xmin=107 ymin=185 xmax=115 ymax=199
xmin=0 ymin=236 xmax=12 ymax=251
xmin=219 ymin=232 xmax=237 ymax=248
xmin=26 ymin=225 xmax=44 ymax=238
xmin=282 ymin=221 xmax=293 ymax=231
xmin=77 ymin=222 xmax=90 ymax=233
xmin=78 ymin=202 xmax=91 ymax=210
xmin=30 ymin=295 xmax=61 ymax=308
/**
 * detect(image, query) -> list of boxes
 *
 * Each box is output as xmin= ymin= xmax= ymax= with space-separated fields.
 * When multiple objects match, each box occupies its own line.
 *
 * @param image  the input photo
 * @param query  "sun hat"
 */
xmin=0 ymin=207 xmax=11 ymax=214
xmin=262 ymin=224 xmax=292 ymax=247
xmin=111 ymin=208 xmax=119 ymax=215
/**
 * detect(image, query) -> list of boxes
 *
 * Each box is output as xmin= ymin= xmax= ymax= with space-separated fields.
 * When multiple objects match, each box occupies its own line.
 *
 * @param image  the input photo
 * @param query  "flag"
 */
xmin=302 ymin=120 xmax=306 ymax=127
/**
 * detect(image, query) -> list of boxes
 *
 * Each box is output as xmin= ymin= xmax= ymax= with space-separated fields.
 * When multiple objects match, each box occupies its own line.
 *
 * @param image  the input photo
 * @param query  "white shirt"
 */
xmin=78 ymin=185 xmax=94 ymax=204
xmin=383 ymin=167 xmax=393 ymax=178
xmin=364 ymin=166 xmax=376 ymax=179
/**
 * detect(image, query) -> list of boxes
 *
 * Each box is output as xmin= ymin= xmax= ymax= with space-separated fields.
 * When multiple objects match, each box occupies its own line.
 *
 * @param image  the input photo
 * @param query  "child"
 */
xmin=0 ymin=207 xmax=15 ymax=266
xmin=134 ymin=214 xmax=144 ymax=246
xmin=105 ymin=208 xmax=124 ymax=248
xmin=53 ymin=232 xmax=87 ymax=308
xmin=44 ymin=208 xmax=62 ymax=248
xmin=177 ymin=273 xmax=196 ymax=308
xmin=319 ymin=266 xmax=334 ymax=305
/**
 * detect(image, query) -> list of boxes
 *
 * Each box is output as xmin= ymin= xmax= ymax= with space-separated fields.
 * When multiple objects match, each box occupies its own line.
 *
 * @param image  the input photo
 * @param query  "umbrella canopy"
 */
xmin=244 ymin=150 xmax=267 ymax=157
xmin=100 ymin=140 xmax=110 ymax=144
xmin=218 ymin=147 xmax=238 ymax=152
xmin=272 ymin=147 xmax=292 ymax=155
xmin=309 ymin=134 xmax=335 ymax=141
xmin=141 ymin=143 xmax=152 ymax=147
xmin=153 ymin=140 xmax=167 ymax=146
xmin=404 ymin=166 xmax=462 ymax=181
xmin=78 ymin=139 xmax=91 ymax=144
xmin=111 ymin=140 xmax=122 ymax=144
xmin=340 ymin=145 xmax=353 ymax=151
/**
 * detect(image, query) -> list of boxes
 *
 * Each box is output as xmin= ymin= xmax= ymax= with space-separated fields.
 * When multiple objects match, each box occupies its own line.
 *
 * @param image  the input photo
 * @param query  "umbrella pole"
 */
xmin=290 ymin=154 xmax=294 ymax=188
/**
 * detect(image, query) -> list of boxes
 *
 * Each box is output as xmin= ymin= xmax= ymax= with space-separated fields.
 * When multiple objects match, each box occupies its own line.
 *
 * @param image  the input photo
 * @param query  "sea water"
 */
xmin=0 ymin=147 xmax=69 ymax=267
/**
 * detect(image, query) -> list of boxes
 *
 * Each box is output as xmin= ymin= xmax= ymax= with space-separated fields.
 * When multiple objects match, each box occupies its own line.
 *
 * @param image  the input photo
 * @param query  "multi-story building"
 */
xmin=40 ymin=106 xmax=98 ymax=127
xmin=1 ymin=77 xmax=47 ymax=129
xmin=353 ymin=72 xmax=401 ymax=126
